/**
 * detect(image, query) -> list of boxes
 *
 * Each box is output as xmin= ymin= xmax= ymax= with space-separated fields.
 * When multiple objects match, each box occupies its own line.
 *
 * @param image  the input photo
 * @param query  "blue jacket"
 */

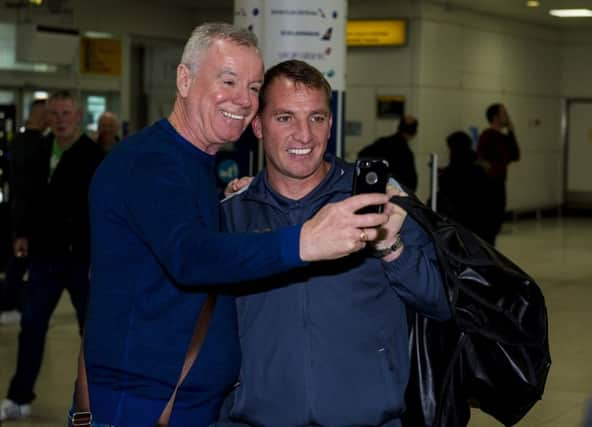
xmin=219 ymin=155 xmax=450 ymax=427
xmin=84 ymin=119 xmax=303 ymax=426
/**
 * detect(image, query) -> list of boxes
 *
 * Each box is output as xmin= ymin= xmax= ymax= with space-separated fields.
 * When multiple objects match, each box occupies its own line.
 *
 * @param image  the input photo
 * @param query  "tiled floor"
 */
xmin=0 ymin=216 xmax=591 ymax=426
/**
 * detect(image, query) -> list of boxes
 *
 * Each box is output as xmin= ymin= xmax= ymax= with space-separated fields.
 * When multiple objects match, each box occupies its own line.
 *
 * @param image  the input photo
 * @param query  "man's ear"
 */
xmin=251 ymin=115 xmax=263 ymax=139
xmin=176 ymin=64 xmax=192 ymax=97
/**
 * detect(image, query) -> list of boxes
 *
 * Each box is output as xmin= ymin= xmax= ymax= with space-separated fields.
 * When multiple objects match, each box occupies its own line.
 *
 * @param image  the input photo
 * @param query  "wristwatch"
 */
xmin=371 ymin=234 xmax=403 ymax=258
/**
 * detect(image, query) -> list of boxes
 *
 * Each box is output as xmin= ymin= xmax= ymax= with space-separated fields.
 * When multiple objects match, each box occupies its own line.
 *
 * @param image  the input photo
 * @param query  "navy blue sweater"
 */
xmin=84 ymin=120 xmax=303 ymax=426
xmin=219 ymin=155 xmax=450 ymax=427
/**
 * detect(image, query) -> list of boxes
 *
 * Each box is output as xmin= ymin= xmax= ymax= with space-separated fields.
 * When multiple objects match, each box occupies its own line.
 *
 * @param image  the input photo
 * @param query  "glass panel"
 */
xmin=84 ymin=95 xmax=107 ymax=132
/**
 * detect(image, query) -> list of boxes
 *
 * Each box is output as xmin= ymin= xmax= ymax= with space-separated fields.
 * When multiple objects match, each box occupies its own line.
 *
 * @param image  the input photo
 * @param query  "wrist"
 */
xmin=371 ymin=233 xmax=403 ymax=259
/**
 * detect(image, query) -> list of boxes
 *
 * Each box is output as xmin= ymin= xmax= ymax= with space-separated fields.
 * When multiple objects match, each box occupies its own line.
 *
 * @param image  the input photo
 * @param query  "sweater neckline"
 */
xmin=157 ymin=119 xmax=214 ymax=164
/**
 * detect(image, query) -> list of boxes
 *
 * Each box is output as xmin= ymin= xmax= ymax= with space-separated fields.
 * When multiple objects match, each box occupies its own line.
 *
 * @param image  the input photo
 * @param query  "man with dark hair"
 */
xmin=218 ymin=60 xmax=449 ymax=427
xmin=1 ymin=90 xmax=104 ymax=420
xmin=477 ymin=103 xmax=520 ymax=245
xmin=78 ymin=23 xmax=389 ymax=426
xmin=437 ymin=131 xmax=496 ymax=243
xmin=359 ymin=114 xmax=419 ymax=192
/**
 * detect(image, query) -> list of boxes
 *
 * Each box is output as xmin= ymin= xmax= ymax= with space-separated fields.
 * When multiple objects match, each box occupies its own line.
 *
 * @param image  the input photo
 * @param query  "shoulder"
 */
xmin=66 ymin=134 xmax=104 ymax=160
xmin=221 ymin=172 xmax=265 ymax=209
xmin=478 ymin=128 xmax=500 ymax=141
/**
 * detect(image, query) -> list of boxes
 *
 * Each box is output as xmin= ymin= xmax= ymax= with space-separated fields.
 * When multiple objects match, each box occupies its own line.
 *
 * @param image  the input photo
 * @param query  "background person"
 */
xmin=477 ymin=103 xmax=520 ymax=245
xmin=0 ymin=90 xmax=104 ymax=421
xmin=358 ymin=114 xmax=419 ymax=192
xmin=1 ymin=100 xmax=49 ymax=326
xmin=95 ymin=111 xmax=120 ymax=153
xmin=437 ymin=130 xmax=497 ymax=244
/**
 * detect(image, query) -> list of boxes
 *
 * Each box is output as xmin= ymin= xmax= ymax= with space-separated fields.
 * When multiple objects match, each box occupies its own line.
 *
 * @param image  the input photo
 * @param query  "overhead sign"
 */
xmin=235 ymin=0 xmax=347 ymax=91
xmin=80 ymin=37 xmax=121 ymax=76
xmin=346 ymin=19 xmax=406 ymax=47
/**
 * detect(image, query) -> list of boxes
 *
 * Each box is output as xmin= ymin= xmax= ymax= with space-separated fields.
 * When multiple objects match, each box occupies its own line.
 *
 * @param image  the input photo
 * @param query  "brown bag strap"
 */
xmin=73 ymin=293 xmax=217 ymax=427
xmin=156 ymin=293 xmax=217 ymax=426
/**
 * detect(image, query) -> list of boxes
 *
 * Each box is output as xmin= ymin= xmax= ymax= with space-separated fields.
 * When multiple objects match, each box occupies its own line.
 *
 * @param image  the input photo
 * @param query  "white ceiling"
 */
xmin=442 ymin=0 xmax=592 ymax=28
xmin=171 ymin=0 xmax=592 ymax=29
xmin=7 ymin=0 xmax=590 ymax=30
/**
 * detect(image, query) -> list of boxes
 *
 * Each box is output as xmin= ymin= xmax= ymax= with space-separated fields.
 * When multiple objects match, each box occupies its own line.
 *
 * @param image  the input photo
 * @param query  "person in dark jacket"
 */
xmin=477 ymin=103 xmax=520 ymax=245
xmin=437 ymin=131 xmax=497 ymax=244
xmin=0 ymin=90 xmax=105 ymax=421
xmin=77 ymin=23 xmax=389 ymax=427
xmin=359 ymin=114 xmax=419 ymax=192
xmin=1 ymin=99 xmax=49 ymax=325
xmin=218 ymin=60 xmax=450 ymax=427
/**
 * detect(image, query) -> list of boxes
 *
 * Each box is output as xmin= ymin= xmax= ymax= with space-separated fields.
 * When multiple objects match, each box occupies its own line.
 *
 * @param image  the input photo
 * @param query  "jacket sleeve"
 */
xmin=123 ymin=152 xmax=304 ymax=286
xmin=9 ymin=131 xmax=43 ymax=239
xmin=381 ymin=215 xmax=450 ymax=321
xmin=507 ymin=130 xmax=520 ymax=162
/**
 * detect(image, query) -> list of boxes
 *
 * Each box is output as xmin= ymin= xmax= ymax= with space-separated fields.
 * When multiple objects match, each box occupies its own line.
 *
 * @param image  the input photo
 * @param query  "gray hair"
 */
xmin=181 ymin=22 xmax=259 ymax=74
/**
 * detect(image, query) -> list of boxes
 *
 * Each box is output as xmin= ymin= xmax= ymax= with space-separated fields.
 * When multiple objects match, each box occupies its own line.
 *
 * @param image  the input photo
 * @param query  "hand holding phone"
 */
xmin=352 ymin=158 xmax=390 ymax=214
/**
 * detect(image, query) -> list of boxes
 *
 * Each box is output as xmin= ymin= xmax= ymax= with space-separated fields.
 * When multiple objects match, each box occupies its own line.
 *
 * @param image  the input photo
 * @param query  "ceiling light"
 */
xmin=83 ymin=31 xmax=114 ymax=39
xmin=526 ymin=0 xmax=540 ymax=7
xmin=549 ymin=9 xmax=592 ymax=17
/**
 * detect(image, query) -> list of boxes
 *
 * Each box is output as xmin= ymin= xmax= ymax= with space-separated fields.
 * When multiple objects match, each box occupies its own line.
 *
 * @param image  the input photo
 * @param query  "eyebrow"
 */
xmin=219 ymin=68 xmax=237 ymax=78
xmin=218 ymin=68 xmax=263 ymax=84
xmin=271 ymin=109 xmax=330 ymax=116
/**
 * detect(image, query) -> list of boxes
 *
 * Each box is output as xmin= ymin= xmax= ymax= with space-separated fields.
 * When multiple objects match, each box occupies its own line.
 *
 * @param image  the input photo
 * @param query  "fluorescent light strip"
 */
xmin=549 ymin=9 xmax=592 ymax=18
xmin=83 ymin=31 xmax=114 ymax=39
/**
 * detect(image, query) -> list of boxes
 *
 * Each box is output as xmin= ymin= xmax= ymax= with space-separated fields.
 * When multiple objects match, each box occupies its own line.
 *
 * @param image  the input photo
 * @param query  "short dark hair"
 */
xmin=397 ymin=116 xmax=418 ymax=135
xmin=259 ymin=60 xmax=332 ymax=113
xmin=30 ymin=99 xmax=46 ymax=109
xmin=446 ymin=131 xmax=472 ymax=151
xmin=446 ymin=131 xmax=475 ymax=163
xmin=49 ymin=89 xmax=81 ymax=110
xmin=485 ymin=103 xmax=503 ymax=123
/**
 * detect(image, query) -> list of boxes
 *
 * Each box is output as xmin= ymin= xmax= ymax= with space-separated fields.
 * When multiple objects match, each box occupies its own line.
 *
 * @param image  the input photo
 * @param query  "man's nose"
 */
xmin=233 ymin=87 xmax=252 ymax=108
xmin=294 ymin=120 xmax=313 ymax=143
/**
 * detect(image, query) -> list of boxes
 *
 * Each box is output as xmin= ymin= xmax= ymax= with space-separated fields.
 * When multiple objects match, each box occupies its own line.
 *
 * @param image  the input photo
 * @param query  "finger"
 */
xmin=350 ymin=212 xmax=390 ymax=230
xmin=360 ymin=228 xmax=379 ymax=245
xmin=386 ymin=185 xmax=408 ymax=198
xmin=382 ymin=201 xmax=407 ymax=216
xmin=343 ymin=193 xmax=390 ymax=212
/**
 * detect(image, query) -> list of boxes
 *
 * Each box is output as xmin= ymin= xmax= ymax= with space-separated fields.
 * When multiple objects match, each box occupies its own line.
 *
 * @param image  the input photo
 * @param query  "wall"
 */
xmin=561 ymin=29 xmax=592 ymax=98
xmin=345 ymin=0 xmax=420 ymax=161
xmin=346 ymin=0 xmax=567 ymax=211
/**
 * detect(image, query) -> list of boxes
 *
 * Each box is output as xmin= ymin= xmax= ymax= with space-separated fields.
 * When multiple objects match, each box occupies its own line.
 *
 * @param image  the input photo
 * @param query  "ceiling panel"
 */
xmin=433 ymin=0 xmax=592 ymax=28
xmin=170 ymin=0 xmax=592 ymax=29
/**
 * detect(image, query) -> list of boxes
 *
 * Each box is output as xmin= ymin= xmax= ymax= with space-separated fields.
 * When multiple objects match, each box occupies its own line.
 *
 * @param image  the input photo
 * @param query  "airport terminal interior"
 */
xmin=1 ymin=0 xmax=592 ymax=425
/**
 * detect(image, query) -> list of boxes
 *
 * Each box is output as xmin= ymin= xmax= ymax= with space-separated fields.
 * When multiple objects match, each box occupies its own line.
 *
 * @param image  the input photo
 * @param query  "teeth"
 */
xmin=221 ymin=111 xmax=245 ymax=120
xmin=287 ymin=148 xmax=312 ymax=155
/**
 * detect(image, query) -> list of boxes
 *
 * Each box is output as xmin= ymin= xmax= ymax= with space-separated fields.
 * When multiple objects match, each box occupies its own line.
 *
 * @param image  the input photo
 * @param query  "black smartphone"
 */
xmin=352 ymin=158 xmax=390 ymax=214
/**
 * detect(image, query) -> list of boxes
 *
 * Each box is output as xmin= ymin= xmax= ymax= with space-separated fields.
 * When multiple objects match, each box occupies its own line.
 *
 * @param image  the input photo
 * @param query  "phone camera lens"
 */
xmin=365 ymin=171 xmax=378 ymax=185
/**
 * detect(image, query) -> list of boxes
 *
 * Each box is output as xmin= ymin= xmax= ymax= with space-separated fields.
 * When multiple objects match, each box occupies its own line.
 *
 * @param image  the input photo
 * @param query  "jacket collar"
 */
xmin=241 ymin=153 xmax=353 ymax=209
